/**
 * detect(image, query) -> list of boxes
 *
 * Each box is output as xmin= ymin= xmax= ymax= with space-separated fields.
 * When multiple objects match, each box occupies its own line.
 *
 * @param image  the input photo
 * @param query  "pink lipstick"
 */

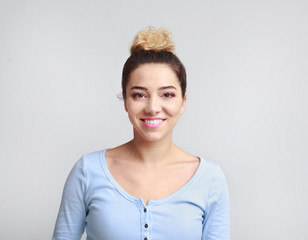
xmin=142 ymin=118 xmax=165 ymax=128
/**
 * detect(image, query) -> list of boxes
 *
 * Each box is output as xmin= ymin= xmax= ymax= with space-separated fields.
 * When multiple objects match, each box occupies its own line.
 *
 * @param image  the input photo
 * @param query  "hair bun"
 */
xmin=130 ymin=27 xmax=175 ymax=54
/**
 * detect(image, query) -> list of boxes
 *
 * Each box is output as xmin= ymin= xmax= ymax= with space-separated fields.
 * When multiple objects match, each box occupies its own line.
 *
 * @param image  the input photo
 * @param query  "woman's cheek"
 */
xmin=165 ymin=102 xmax=183 ymax=116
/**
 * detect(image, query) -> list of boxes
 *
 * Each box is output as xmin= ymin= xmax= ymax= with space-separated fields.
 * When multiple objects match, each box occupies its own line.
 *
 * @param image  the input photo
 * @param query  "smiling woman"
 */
xmin=52 ymin=27 xmax=230 ymax=240
xmin=125 ymin=64 xmax=186 ymax=143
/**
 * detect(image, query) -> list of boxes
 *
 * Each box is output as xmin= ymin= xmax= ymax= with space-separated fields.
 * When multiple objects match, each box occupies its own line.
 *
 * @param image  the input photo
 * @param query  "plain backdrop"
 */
xmin=1 ymin=0 xmax=307 ymax=239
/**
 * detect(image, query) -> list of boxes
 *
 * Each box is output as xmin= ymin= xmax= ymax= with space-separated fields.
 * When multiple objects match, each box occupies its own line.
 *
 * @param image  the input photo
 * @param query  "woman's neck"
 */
xmin=127 ymin=137 xmax=177 ymax=167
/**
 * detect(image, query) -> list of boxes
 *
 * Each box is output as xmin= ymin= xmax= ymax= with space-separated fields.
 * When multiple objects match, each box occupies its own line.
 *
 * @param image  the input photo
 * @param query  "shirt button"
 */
xmin=144 ymin=224 xmax=148 ymax=228
xmin=144 ymin=208 xmax=147 ymax=213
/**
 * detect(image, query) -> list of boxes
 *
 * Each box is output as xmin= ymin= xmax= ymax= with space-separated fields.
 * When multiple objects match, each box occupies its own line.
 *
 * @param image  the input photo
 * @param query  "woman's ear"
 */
xmin=180 ymin=93 xmax=187 ymax=115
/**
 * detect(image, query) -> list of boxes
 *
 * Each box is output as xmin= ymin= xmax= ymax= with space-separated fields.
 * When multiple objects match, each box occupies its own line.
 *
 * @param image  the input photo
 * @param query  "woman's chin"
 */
xmin=134 ymin=131 xmax=171 ymax=144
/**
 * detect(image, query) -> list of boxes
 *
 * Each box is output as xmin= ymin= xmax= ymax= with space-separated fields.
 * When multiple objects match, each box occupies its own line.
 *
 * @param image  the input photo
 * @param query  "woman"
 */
xmin=52 ymin=28 xmax=230 ymax=240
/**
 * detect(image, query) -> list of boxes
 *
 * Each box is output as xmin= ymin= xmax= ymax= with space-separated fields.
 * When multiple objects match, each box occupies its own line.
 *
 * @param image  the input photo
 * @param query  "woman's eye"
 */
xmin=132 ymin=93 xmax=146 ymax=99
xmin=163 ymin=92 xmax=176 ymax=98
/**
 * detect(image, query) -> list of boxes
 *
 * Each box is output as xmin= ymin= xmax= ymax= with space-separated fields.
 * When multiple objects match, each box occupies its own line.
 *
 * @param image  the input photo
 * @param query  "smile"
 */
xmin=141 ymin=118 xmax=165 ymax=128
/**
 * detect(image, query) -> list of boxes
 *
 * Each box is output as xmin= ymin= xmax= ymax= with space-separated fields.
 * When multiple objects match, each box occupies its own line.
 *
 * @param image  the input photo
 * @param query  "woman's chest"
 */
xmin=110 ymin=162 xmax=200 ymax=205
xmin=86 ymin=190 xmax=204 ymax=240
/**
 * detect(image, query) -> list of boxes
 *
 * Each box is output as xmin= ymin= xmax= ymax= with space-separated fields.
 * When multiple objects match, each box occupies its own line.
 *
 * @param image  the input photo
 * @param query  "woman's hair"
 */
xmin=122 ymin=27 xmax=186 ymax=98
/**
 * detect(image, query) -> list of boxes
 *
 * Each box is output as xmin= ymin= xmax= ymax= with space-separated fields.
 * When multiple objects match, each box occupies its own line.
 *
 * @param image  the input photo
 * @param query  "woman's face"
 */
xmin=124 ymin=63 xmax=186 ymax=143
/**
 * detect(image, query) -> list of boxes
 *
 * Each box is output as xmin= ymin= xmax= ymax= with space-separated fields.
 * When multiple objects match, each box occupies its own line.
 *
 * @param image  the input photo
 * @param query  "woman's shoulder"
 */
xmin=81 ymin=148 xmax=108 ymax=160
xmin=200 ymin=157 xmax=221 ymax=170
xmin=73 ymin=148 xmax=109 ymax=174
xmin=174 ymin=147 xmax=227 ymax=183
xmin=195 ymin=157 xmax=228 ymax=192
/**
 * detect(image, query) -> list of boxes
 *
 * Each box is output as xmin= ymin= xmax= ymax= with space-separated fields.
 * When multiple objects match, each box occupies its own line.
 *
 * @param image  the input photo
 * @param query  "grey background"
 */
xmin=1 ymin=0 xmax=307 ymax=239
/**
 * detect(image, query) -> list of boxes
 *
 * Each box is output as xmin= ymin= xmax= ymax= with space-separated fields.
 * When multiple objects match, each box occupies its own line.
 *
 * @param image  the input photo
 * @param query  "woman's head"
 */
xmin=122 ymin=27 xmax=186 ymax=98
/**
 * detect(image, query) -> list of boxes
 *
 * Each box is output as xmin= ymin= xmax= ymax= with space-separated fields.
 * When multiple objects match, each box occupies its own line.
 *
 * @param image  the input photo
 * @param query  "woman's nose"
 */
xmin=145 ymin=97 xmax=162 ymax=115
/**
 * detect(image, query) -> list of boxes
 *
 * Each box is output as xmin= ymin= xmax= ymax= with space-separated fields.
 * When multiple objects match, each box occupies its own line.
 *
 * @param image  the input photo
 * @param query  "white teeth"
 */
xmin=145 ymin=119 xmax=163 ymax=125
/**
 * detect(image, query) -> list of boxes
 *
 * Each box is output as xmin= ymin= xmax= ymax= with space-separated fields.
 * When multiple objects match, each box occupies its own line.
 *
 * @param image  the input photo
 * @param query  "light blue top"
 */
xmin=52 ymin=149 xmax=230 ymax=240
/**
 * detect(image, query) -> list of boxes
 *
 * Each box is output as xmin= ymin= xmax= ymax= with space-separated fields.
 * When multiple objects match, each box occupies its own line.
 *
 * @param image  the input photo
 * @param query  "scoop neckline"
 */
xmin=99 ymin=148 xmax=205 ymax=207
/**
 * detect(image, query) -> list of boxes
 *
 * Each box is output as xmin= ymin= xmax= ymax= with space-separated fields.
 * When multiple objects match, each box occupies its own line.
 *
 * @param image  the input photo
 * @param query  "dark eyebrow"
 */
xmin=159 ymin=86 xmax=177 ymax=90
xmin=130 ymin=86 xmax=147 ymax=91
xmin=129 ymin=86 xmax=177 ymax=91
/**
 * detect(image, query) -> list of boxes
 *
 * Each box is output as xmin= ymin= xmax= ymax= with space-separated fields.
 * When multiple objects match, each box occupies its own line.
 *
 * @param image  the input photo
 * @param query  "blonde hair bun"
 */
xmin=130 ymin=27 xmax=175 ymax=54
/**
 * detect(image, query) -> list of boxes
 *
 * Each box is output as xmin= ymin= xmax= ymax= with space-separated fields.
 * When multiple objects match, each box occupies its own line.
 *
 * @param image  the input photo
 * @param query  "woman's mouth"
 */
xmin=141 ymin=118 xmax=165 ymax=128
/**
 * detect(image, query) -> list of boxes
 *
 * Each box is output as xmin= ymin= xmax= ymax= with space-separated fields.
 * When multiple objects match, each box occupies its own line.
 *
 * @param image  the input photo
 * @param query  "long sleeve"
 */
xmin=52 ymin=157 xmax=88 ymax=240
xmin=202 ymin=166 xmax=230 ymax=240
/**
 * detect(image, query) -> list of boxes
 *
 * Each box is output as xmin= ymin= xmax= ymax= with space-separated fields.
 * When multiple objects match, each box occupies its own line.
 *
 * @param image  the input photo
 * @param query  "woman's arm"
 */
xmin=202 ymin=166 xmax=230 ymax=240
xmin=52 ymin=157 xmax=87 ymax=240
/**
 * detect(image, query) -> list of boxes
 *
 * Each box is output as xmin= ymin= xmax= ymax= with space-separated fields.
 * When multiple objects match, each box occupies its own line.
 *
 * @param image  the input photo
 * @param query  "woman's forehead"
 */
xmin=128 ymin=63 xmax=179 ymax=88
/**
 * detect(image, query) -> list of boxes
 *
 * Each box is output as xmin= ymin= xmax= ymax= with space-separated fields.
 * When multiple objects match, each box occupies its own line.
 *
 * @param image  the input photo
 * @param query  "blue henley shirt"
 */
xmin=52 ymin=149 xmax=230 ymax=240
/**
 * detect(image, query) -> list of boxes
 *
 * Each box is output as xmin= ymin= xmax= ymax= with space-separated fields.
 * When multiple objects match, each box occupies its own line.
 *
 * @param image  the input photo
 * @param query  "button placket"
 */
xmin=136 ymin=199 xmax=152 ymax=240
xmin=141 ymin=204 xmax=151 ymax=240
